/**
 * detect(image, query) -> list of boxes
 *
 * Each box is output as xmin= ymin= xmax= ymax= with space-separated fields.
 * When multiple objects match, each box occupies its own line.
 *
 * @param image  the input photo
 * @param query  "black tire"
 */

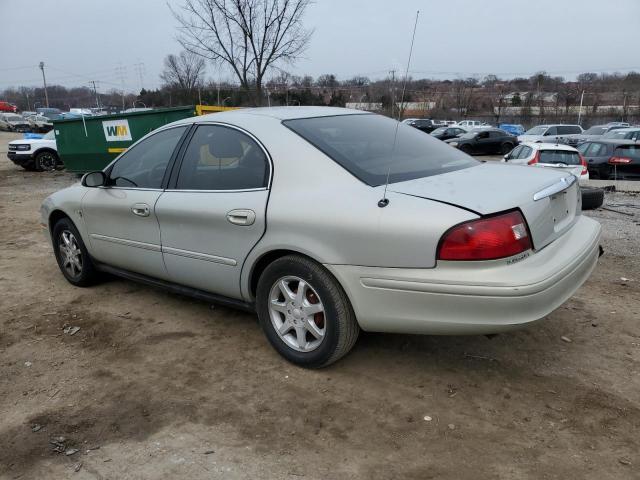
xmin=500 ymin=143 xmax=514 ymax=155
xmin=256 ymin=254 xmax=360 ymax=368
xmin=459 ymin=144 xmax=472 ymax=154
xmin=52 ymin=218 xmax=100 ymax=287
xmin=34 ymin=151 xmax=59 ymax=172
xmin=581 ymin=186 xmax=604 ymax=210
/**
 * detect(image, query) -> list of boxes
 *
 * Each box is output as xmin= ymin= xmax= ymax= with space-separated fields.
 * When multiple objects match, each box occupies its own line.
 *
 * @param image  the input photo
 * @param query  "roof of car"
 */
xmin=579 ymin=139 xmax=638 ymax=145
xmin=520 ymin=142 xmax=578 ymax=152
xmin=197 ymin=106 xmax=368 ymax=122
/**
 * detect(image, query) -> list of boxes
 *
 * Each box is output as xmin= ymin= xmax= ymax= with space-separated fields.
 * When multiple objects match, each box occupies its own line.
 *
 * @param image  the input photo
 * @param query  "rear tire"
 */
xmin=500 ymin=143 xmax=514 ymax=155
xmin=581 ymin=187 xmax=604 ymax=210
xmin=256 ymin=255 xmax=359 ymax=368
xmin=52 ymin=218 xmax=100 ymax=287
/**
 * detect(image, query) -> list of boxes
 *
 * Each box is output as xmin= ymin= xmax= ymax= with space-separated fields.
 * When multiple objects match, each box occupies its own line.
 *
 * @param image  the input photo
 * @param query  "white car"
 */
xmin=456 ymin=120 xmax=489 ymax=129
xmin=40 ymin=107 xmax=602 ymax=367
xmin=7 ymin=130 xmax=60 ymax=171
xmin=503 ymin=142 xmax=589 ymax=183
xmin=517 ymin=124 xmax=583 ymax=144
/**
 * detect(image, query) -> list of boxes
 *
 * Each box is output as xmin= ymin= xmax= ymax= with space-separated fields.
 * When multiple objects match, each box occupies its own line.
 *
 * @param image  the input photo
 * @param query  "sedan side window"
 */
xmin=544 ymin=127 xmax=558 ymax=136
xmin=519 ymin=146 xmax=532 ymax=159
xmin=175 ymin=125 xmax=268 ymax=190
xmin=507 ymin=145 xmax=522 ymax=159
xmin=109 ymin=126 xmax=187 ymax=189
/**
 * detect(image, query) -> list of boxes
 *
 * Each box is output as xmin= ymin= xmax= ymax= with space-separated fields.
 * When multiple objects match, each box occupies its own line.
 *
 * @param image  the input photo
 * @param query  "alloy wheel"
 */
xmin=59 ymin=230 xmax=83 ymax=279
xmin=268 ymin=276 xmax=326 ymax=352
xmin=39 ymin=153 xmax=57 ymax=171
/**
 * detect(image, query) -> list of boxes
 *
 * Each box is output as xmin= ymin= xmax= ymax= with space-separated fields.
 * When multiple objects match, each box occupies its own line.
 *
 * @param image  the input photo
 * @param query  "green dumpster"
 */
xmin=53 ymin=106 xmax=196 ymax=173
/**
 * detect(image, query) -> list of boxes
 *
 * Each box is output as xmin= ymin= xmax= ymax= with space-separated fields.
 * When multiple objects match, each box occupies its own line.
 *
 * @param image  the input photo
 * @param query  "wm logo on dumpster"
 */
xmin=103 ymin=119 xmax=132 ymax=142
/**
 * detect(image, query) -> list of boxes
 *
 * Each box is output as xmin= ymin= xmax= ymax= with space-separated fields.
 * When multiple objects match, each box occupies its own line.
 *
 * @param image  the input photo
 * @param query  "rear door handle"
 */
xmin=226 ymin=209 xmax=256 ymax=226
xmin=131 ymin=203 xmax=150 ymax=217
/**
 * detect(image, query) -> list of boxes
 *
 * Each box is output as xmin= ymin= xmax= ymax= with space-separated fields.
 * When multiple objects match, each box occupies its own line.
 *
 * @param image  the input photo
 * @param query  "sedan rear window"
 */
xmin=539 ymin=150 xmax=581 ymax=165
xmin=284 ymin=114 xmax=477 ymax=186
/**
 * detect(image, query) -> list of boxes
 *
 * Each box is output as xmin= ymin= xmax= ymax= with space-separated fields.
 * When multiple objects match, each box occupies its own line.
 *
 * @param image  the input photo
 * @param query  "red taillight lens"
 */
xmin=527 ymin=151 xmax=540 ymax=165
xmin=579 ymin=154 xmax=588 ymax=175
xmin=438 ymin=210 xmax=532 ymax=261
xmin=609 ymin=156 xmax=632 ymax=165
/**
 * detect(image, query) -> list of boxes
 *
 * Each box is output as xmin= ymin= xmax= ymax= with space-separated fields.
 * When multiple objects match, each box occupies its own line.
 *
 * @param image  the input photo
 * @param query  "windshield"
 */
xmin=583 ymin=126 xmax=606 ymax=135
xmin=7 ymin=115 xmax=24 ymax=122
xmin=284 ymin=114 xmax=478 ymax=186
xmin=43 ymin=130 xmax=55 ymax=140
xmin=524 ymin=126 xmax=547 ymax=135
xmin=539 ymin=150 xmax=581 ymax=165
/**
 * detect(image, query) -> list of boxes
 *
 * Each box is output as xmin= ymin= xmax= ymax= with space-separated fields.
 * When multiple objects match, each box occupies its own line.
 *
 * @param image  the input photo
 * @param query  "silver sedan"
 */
xmin=41 ymin=107 xmax=602 ymax=367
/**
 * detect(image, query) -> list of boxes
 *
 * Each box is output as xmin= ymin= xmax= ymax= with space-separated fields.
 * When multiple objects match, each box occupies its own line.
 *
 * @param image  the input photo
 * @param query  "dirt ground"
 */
xmin=0 ymin=131 xmax=639 ymax=480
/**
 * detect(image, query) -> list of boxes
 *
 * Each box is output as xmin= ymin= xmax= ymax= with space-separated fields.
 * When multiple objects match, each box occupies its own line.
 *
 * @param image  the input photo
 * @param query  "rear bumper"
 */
xmin=326 ymin=216 xmax=601 ymax=335
xmin=7 ymin=152 xmax=34 ymax=166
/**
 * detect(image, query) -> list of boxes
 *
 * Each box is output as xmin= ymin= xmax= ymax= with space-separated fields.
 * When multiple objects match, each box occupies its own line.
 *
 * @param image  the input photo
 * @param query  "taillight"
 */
xmin=609 ymin=156 xmax=632 ymax=165
xmin=579 ymin=154 xmax=588 ymax=175
xmin=527 ymin=151 xmax=540 ymax=165
xmin=438 ymin=210 xmax=532 ymax=261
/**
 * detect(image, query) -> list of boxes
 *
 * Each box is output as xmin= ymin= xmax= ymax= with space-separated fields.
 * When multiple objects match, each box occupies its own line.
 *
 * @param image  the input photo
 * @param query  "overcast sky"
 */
xmin=1 ymin=0 xmax=639 ymax=93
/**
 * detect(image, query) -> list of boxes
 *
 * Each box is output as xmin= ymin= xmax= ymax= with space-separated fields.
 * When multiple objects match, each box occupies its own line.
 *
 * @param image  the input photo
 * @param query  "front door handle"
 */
xmin=131 ymin=203 xmax=150 ymax=217
xmin=227 ymin=209 xmax=256 ymax=226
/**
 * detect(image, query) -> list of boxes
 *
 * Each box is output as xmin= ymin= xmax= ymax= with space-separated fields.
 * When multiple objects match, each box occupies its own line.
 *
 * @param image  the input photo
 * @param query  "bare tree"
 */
xmin=160 ymin=50 xmax=206 ymax=92
xmin=172 ymin=0 xmax=312 ymax=105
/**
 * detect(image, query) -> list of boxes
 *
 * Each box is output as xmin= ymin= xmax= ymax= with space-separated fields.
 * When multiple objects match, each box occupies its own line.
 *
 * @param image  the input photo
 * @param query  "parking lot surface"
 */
xmin=0 ymin=131 xmax=639 ymax=479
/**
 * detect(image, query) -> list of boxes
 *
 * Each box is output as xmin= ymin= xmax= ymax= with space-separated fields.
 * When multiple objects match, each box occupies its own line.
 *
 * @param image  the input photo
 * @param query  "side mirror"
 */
xmin=82 ymin=171 xmax=107 ymax=188
xmin=503 ymin=154 xmax=509 ymax=160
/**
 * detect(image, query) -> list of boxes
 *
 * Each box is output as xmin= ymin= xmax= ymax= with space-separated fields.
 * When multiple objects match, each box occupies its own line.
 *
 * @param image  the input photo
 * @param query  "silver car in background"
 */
xmin=41 ymin=107 xmax=602 ymax=367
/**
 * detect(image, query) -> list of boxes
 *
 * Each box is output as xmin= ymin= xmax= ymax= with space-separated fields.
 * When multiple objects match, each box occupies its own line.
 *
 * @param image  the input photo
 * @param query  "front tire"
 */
xmin=500 ymin=143 xmax=514 ymax=155
xmin=52 ymin=218 xmax=99 ymax=287
xmin=34 ymin=151 xmax=59 ymax=172
xmin=256 ymin=255 xmax=359 ymax=368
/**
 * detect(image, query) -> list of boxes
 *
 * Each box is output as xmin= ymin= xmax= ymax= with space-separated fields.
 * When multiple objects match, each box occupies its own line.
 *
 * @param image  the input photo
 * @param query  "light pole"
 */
xmin=39 ymin=62 xmax=49 ymax=108
xmin=577 ymin=90 xmax=585 ymax=125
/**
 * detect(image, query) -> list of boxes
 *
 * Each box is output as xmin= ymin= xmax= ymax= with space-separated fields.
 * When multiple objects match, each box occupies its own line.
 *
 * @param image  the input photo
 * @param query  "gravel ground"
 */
xmin=0 ymin=132 xmax=639 ymax=479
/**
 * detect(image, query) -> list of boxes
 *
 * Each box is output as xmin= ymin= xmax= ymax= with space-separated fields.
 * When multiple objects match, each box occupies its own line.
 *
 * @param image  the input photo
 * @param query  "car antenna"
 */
xmin=379 ymin=10 xmax=420 ymax=208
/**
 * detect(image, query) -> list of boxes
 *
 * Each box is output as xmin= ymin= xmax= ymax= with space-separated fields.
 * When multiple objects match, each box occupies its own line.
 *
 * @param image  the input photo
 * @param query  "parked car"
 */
xmin=7 ymin=129 xmax=60 ymax=171
xmin=445 ymin=128 xmax=517 ymax=154
xmin=26 ymin=114 xmax=53 ymax=133
xmin=36 ymin=107 xmax=63 ymax=121
xmin=430 ymin=126 xmax=467 ymax=141
xmin=0 ymin=101 xmax=17 ymax=113
xmin=518 ymin=124 xmax=583 ymax=144
xmin=558 ymin=124 xmax=628 ymax=146
xmin=577 ymin=140 xmax=640 ymax=180
xmin=0 ymin=113 xmax=31 ymax=132
xmin=405 ymin=118 xmax=439 ymax=134
xmin=499 ymin=124 xmax=525 ymax=136
xmin=41 ymin=107 xmax=601 ymax=367
xmin=456 ymin=120 xmax=490 ymax=129
xmin=502 ymin=142 xmax=589 ymax=183
xmin=602 ymin=127 xmax=640 ymax=141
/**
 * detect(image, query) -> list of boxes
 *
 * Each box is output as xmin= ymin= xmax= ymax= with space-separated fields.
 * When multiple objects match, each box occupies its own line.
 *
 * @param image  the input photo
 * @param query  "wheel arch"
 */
xmin=48 ymin=209 xmax=73 ymax=237
xmin=247 ymin=249 xmax=329 ymax=300
xmin=34 ymin=147 xmax=59 ymax=158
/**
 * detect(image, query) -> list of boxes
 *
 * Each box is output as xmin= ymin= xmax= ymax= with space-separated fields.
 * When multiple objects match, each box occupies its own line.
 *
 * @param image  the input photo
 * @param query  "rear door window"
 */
xmin=175 ymin=125 xmax=269 ymax=191
xmin=284 ymin=114 xmax=477 ymax=186
xmin=614 ymin=145 xmax=640 ymax=159
xmin=538 ymin=150 xmax=581 ymax=165
xmin=557 ymin=125 xmax=582 ymax=135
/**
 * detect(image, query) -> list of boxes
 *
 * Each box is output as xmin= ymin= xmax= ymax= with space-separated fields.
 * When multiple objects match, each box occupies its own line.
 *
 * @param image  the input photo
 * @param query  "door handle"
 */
xmin=131 ymin=203 xmax=150 ymax=217
xmin=226 ymin=209 xmax=256 ymax=226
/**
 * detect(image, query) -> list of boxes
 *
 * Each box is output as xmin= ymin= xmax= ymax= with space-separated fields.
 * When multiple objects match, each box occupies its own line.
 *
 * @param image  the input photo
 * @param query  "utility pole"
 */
xmin=39 ymin=62 xmax=49 ymax=108
xmin=577 ymin=90 xmax=585 ymax=125
xmin=217 ymin=83 xmax=220 ymax=105
xmin=115 ymin=64 xmax=126 ymax=111
xmin=89 ymin=81 xmax=101 ymax=109
xmin=389 ymin=70 xmax=396 ymax=117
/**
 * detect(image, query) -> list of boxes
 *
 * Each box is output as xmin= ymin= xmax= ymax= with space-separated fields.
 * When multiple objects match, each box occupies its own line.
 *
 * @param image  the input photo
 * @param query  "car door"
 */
xmin=155 ymin=123 xmax=271 ymax=300
xmin=82 ymin=125 xmax=188 ymax=280
xmin=473 ymin=131 xmax=491 ymax=153
xmin=543 ymin=126 xmax=558 ymax=142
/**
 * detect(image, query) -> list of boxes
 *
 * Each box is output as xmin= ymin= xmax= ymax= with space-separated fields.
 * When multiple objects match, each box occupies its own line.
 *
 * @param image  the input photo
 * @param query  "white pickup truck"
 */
xmin=7 ymin=130 xmax=60 ymax=171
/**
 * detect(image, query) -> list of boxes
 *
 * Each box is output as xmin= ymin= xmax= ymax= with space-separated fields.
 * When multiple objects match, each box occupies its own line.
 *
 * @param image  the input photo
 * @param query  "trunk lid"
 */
xmin=389 ymin=162 xmax=580 ymax=250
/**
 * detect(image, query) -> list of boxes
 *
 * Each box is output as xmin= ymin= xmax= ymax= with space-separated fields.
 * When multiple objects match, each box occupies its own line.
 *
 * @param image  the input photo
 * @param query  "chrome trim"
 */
xmin=161 ymin=246 xmax=237 ymax=266
xmin=533 ymin=175 xmax=576 ymax=201
xmin=165 ymin=188 xmax=268 ymax=194
xmin=90 ymin=234 xmax=161 ymax=252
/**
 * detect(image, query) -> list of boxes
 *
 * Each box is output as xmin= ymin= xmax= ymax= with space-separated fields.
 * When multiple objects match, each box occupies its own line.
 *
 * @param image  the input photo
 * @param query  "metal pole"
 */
xmin=90 ymin=81 xmax=101 ymax=109
xmin=577 ymin=90 xmax=585 ymax=125
xmin=39 ymin=62 xmax=49 ymax=108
